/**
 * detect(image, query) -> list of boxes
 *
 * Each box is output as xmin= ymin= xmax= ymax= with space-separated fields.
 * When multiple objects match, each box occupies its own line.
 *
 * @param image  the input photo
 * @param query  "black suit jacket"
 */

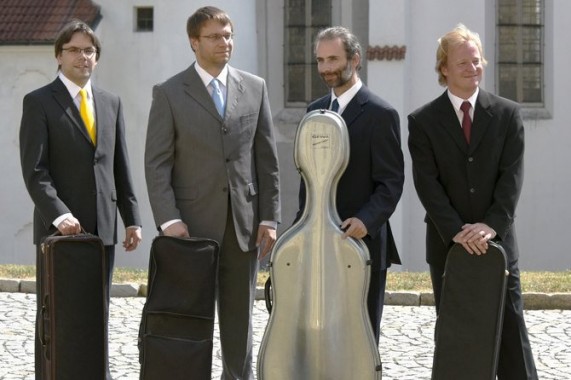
xmin=297 ymin=85 xmax=405 ymax=271
xmin=408 ymin=89 xmax=524 ymax=267
xmin=20 ymin=77 xmax=141 ymax=245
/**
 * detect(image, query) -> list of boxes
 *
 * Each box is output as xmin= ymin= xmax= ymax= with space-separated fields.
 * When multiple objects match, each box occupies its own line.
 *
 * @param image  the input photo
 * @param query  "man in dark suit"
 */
xmin=144 ymin=7 xmax=280 ymax=379
xmin=408 ymin=24 xmax=538 ymax=379
xmin=297 ymin=26 xmax=405 ymax=344
xmin=19 ymin=20 xmax=142 ymax=379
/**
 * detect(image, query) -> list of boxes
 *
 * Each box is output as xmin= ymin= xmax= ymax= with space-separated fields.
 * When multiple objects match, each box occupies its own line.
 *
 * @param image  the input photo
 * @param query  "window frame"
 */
xmin=495 ymin=0 xmax=551 ymax=119
xmin=135 ymin=7 xmax=154 ymax=33
xmin=284 ymin=0 xmax=332 ymax=107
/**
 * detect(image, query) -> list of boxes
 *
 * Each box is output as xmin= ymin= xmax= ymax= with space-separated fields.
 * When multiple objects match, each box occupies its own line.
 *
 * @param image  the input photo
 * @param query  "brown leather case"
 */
xmin=39 ymin=233 xmax=108 ymax=380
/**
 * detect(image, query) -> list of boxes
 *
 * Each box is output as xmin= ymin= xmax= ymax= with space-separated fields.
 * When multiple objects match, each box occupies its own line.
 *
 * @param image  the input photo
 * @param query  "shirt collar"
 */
xmin=194 ymin=62 xmax=229 ymax=88
xmin=331 ymin=79 xmax=362 ymax=112
xmin=447 ymin=87 xmax=479 ymax=112
xmin=58 ymin=72 xmax=93 ymax=100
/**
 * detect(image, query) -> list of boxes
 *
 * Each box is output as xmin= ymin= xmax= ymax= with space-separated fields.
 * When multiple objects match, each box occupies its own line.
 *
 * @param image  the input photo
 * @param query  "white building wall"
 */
xmin=0 ymin=46 xmax=54 ymax=265
xmin=2 ymin=0 xmax=570 ymax=271
xmin=367 ymin=0 xmax=571 ymax=271
xmin=0 ymin=0 xmax=258 ymax=268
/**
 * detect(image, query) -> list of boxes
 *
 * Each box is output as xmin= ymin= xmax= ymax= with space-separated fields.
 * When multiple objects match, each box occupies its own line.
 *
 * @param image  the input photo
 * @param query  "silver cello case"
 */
xmin=258 ymin=109 xmax=382 ymax=379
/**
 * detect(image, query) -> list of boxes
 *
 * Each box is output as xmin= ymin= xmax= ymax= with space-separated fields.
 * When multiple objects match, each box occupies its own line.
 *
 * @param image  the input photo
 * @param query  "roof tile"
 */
xmin=0 ymin=0 xmax=101 ymax=44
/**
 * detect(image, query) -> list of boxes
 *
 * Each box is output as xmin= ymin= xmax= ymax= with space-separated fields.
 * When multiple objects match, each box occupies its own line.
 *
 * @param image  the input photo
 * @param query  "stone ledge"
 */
xmin=0 ymin=278 xmax=19 ymax=292
xmin=384 ymin=291 xmax=421 ymax=306
xmin=523 ymin=292 xmax=571 ymax=310
xmin=2 ymin=279 xmax=570 ymax=310
xmin=110 ymin=283 xmax=139 ymax=297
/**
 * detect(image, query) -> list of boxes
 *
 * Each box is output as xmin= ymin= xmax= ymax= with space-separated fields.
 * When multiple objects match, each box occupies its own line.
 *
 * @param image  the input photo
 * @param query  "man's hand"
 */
xmin=256 ymin=225 xmax=276 ymax=260
xmin=340 ymin=217 xmax=368 ymax=239
xmin=123 ymin=226 xmax=142 ymax=252
xmin=162 ymin=221 xmax=190 ymax=238
xmin=453 ymin=222 xmax=497 ymax=255
xmin=57 ymin=216 xmax=81 ymax=235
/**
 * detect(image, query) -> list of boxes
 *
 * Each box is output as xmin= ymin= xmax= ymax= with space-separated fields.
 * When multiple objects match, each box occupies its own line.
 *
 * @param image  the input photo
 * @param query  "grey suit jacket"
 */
xmin=145 ymin=63 xmax=280 ymax=251
xmin=20 ymin=77 xmax=141 ymax=245
xmin=408 ymin=89 xmax=524 ymax=266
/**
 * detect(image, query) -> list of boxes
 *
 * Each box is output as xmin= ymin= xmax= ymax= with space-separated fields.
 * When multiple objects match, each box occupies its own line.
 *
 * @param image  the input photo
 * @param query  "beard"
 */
xmin=320 ymin=61 xmax=354 ymax=89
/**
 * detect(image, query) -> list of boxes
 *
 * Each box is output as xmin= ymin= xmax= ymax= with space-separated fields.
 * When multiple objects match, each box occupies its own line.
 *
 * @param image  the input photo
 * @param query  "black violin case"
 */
xmin=138 ymin=236 xmax=219 ymax=380
xmin=432 ymin=242 xmax=508 ymax=380
xmin=39 ymin=232 xmax=108 ymax=380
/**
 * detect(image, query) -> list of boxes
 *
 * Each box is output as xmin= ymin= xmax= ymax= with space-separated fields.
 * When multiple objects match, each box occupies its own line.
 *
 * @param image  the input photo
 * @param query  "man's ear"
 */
xmin=352 ymin=52 xmax=361 ymax=69
xmin=189 ymin=37 xmax=197 ymax=52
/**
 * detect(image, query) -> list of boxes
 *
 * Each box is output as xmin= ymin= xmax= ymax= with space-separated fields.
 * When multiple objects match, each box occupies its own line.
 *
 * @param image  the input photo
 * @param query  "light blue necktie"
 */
xmin=330 ymin=98 xmax=340 ymax=113
xmin=210 ymin=79 xmax=225 ymax=117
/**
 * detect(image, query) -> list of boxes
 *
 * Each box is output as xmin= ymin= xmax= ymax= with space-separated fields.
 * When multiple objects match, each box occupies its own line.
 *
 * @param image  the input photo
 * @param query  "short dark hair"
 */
xmin=186 ymin=6 xmax=233 ymax=39
xmin=315 ymin=26 xmax=362 ymax=70
xmin=54 ymin=20 xmax=101 ymax=62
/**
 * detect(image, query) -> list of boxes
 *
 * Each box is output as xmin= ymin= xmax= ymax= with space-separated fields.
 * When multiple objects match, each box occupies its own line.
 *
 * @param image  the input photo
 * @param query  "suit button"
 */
xmin=222 ymin=187 xmax=228 ymax=192
xmin=226 ymin=158 xmax=230 ymax=162
xmin=468 ymin=157 xmax=474 ymax=162
xmin=222 ymin=128 xmax=228 ymax=134
xmin=469 ymin=188 xmax=476 ymax=193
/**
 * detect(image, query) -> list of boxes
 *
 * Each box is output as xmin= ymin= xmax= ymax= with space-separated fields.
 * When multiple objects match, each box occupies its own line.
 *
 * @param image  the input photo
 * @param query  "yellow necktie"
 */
xmin=79 ymin=88 xmax=96 ymax=144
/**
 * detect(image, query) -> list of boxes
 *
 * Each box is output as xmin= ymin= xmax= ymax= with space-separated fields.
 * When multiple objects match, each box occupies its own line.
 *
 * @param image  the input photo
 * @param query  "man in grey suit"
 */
xmin=408 ymin=24 xmax=537 ymax=379
xmin=144 ymin=6 xmax=280 ymax=379
xmin=19 ymin=20 xmax=142 ymax=379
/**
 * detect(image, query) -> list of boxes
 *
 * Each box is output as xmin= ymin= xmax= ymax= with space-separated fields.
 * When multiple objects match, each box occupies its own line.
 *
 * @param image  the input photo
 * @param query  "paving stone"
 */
xmin=1 ymin=293 xmax=569 ymax=379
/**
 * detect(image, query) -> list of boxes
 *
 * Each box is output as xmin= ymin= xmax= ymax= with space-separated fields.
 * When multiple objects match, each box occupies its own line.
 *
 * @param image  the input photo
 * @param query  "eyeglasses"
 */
xmin=199 ymin=33 xmax=234 ymax=42
xmin=62 ymin=47 xmax=97 ymax=58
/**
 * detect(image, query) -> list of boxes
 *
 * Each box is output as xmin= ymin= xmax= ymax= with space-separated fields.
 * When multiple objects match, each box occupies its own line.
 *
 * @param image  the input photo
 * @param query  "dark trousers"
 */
xmin=430 ymin=259 xmax=538 ymax=380
xmin=367 ymin=268 xmax=388 ymax=345
xmin=35 ymin=244 xmax=115 ymax=380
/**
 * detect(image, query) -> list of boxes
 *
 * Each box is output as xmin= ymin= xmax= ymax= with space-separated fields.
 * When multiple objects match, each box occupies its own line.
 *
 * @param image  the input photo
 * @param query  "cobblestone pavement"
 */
xmin=1 ymin=293 xmax=570 ymax=379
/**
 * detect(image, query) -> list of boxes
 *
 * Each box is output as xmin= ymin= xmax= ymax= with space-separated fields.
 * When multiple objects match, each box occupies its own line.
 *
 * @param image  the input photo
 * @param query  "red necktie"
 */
xmin=460 ymin=101 xmax=472 ymax=144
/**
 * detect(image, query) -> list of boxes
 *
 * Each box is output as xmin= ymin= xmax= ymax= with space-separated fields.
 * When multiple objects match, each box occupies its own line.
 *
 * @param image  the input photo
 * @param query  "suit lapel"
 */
xmin=92 ymin=86 xmax=109 ymax=151
xmin=434 ymin=92 xmax=469 ymax=153
xmin=183 ymin=64 xmax=222 ymax=120
xmin=52 ymin=78 xmax=93 ymax=145
xmin=225 ymin=67 xmax=245 ymax=120
xmin=317 ymin=95 xmax=331 ymax=110
xmin=469 ymin=90 xmax=493 ymax=152
xmin=342 ymin=86 xmax=367 ymax=127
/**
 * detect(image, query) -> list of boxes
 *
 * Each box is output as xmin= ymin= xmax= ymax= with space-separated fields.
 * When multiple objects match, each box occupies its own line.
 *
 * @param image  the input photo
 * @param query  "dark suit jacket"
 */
xmin=20 ymin=77 xmax=141 ymax=246
xmin=297 ymin=85 xmax=405 ymax=271
xmin=408 ymin=89 xmax=524 ymax=267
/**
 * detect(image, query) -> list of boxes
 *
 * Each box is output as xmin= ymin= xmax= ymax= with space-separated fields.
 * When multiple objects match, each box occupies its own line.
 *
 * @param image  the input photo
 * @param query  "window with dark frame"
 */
xmin=496 ymin=0 xmax=544 ymax=106
xmin=285 ymin=0 xmax=332 ymax=106
xmin=136 ymin=7 xmax=154 ymax=32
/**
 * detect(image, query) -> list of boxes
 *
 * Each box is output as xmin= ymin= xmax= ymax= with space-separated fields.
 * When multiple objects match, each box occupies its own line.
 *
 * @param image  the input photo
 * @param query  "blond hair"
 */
xmin=435 ymin=24 xmax=488 ymax=86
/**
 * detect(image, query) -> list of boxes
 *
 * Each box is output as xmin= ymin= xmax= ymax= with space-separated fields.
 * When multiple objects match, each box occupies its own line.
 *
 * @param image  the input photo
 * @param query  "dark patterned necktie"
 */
xmin=330 ymin=99 xmax=339 ymax=113
xmin=460 ymin=101 xmax=472 ymax=144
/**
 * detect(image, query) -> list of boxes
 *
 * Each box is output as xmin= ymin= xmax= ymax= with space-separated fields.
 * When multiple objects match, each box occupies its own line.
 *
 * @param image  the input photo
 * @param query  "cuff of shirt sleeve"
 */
xmin=260 ymin=220 xmax=277 ymax=229
xmin=53 ymin=213 xmax=73 ymax=228
xmin=160 ymin=219 xmax=182 ymax=232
